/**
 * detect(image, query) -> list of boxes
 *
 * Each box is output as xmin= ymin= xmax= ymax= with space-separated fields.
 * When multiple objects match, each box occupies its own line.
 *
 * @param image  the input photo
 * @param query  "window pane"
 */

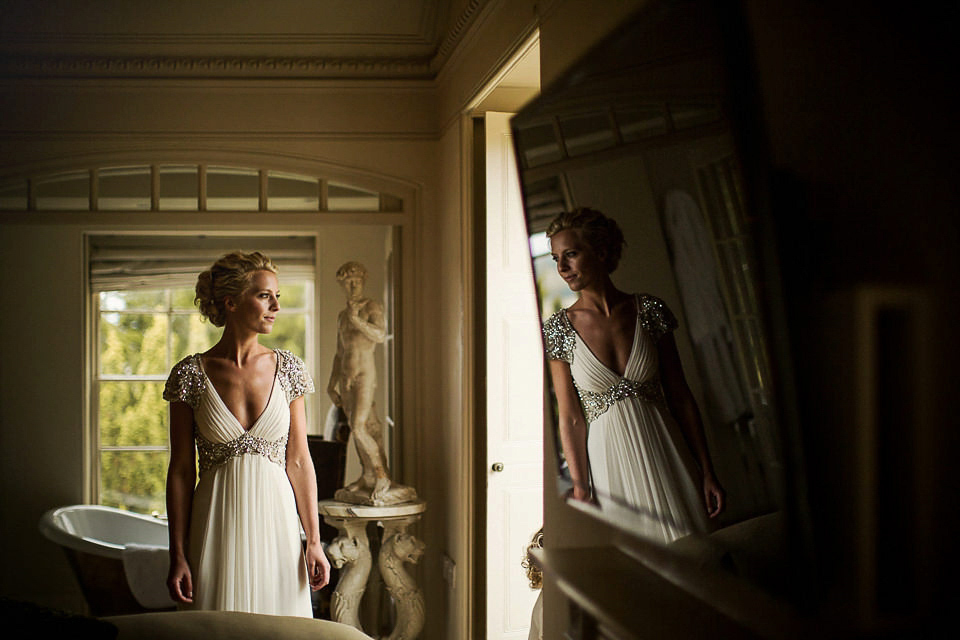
xmin=268 ymin=171 xmax=318 ymax=211
xmin=100 ymin=450 xmax=169 ymax=515
xmin=671 ymin=103 xmax=722 ymax=130
xmin=699 ymin=166 xmax=735 ymax=238
xmin=260 ymin=313 xmax=306 ymax=358
xmin=737 ymin=317 xmax=766 ymax=391
xmin=171 ymin=287 xmax=198 ymax=311
xmin=558 ymin=111 xmax=616 ymax=157
xmin=616 ymin=105 xmax=668 ymax=141
xmin=278 ymin=281 xmax=307 ymax=309
xmin=718 ymin=241 xmax=749 ymax=316
xmin=207 ymin=166 xmax=259 ymax=211
xmin=523 ymin=175 xmax=567 ymax=230
xmin=533 ymin=252 xmax=578 ymax=318
xmin=0 ymin=179 xmax=27 ymax=210
xmin=98 ymin=166 xmax=151 ymax=211
xmin=327 ymin=182 xmax=380 ymax=212
xmin=514 ymin=120 xmax=563 ymax=168
xmin=100 ymin=313 xmax=169 ymax=375
xmin=158 ymin=165 xmax=198 ymax=211
xmin=99 ymin=381 xmax=168 ymax=447
xmin=36 ymin=171 xmax=89 ymax=210
xmin=171 ymin=315 xmax=220 ymax=363
xmin=99 ymin=290 xmax=167 ymax=312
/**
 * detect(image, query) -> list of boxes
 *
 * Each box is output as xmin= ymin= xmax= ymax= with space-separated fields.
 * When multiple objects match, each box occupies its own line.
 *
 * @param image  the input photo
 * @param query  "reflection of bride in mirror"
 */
xmin=543 ymin=208 xmax=725 ymax=543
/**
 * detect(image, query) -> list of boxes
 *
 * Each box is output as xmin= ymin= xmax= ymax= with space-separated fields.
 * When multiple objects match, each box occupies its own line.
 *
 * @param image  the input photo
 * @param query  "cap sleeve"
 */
xmin=276 ymin=349 xmax=315 ymax=404
xmin=163 ymin=355 xmax=205 ymax=409
xmin=638 ymin=294 xmax=679 ymax=342
xmin=543 ymin=310 xmax=576 ymax=364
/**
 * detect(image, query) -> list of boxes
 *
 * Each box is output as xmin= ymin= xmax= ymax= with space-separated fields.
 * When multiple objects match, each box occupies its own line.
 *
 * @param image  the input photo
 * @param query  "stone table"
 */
xmin=319 ymin=499 xmax=426 ymax=639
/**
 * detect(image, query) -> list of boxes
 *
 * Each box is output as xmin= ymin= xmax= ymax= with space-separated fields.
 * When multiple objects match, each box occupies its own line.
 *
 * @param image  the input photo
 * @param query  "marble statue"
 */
xmin=327 ymin=261 xmax=417 ymax=506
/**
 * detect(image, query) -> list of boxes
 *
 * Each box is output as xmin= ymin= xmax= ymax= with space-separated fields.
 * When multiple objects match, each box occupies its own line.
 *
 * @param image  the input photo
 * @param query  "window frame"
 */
xmin=88 ymin=242 xmax=318 ymax=513
xmin=7 ymin=159 xmax=414 ymax=509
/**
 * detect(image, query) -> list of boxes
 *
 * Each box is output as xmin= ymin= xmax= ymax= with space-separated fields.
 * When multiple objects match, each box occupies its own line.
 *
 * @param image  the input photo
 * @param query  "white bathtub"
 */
xmin=40 ymin=504 xmax=169 ymax=559
xmin=39 ymin=504 xmax=172 ymax=615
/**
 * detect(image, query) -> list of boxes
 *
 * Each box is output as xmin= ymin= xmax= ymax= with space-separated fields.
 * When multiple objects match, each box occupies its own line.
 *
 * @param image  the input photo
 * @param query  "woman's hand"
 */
xmin=565 ymin=483 xmax=599 ymax=506
xmin=167 ymin=556 xmax=194 ymax=604
xmin=702 ymin=472 xmax=726 ymax=519
xmin=305 ymin=541 xmax=331 ymax=591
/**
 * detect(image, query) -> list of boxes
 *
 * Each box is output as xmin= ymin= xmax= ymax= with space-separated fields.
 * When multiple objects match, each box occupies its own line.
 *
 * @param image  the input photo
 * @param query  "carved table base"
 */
xmin=319 ymin=499 xmax=426 ymax=639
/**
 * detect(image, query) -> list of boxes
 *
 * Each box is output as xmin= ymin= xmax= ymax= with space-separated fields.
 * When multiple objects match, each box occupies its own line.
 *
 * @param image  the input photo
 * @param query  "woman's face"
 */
xmin=227 ymin=270 xmax=280 ymax=334
xmin=549 ymin=229 xmax=606 ymax=292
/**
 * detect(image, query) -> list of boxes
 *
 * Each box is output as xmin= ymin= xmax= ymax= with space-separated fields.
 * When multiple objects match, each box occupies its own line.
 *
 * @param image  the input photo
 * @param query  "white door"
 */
xmin=485 ymin=111 xmax=544 ymax=640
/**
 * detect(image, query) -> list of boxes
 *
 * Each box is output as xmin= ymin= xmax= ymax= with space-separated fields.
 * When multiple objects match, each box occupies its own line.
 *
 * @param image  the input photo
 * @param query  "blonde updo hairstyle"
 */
xmin=545 ymin=207 xmax=626 ymax=273
xmin=195 ymin=251 xmax=278 ymax=327
xmin=521 ymin=527 xmax=545 ymax=590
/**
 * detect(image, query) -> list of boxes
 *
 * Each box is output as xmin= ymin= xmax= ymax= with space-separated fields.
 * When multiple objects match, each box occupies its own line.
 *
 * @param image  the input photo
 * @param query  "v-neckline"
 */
xmin=198 ymin=350 xmax=279 ymax=433
xmin=563 ymin=294 xmax=640 ymax=378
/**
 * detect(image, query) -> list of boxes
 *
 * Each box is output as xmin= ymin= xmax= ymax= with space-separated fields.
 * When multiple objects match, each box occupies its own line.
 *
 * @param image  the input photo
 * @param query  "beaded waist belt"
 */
xmin=196 ymin=431 xmax=288 ymax=475
xmin=574 ymin=376 xmax=665 ymax=424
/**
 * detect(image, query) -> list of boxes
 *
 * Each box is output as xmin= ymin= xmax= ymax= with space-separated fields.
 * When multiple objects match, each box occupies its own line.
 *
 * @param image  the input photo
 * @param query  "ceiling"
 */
xmin=0 ymin=0 xmax=499 ymax=79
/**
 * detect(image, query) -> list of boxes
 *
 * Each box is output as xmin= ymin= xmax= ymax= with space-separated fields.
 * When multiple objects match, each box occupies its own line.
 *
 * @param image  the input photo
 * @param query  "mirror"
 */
xmin=513 ymin=0 xmax=795 ymax=598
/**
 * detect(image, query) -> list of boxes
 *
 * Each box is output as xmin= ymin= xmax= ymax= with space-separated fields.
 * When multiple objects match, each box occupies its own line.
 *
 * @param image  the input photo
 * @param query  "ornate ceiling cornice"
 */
xmin=0 ymin=0 xmax=491 ymax=80
xmin=0 ymin=55 xmax=435 ymax=80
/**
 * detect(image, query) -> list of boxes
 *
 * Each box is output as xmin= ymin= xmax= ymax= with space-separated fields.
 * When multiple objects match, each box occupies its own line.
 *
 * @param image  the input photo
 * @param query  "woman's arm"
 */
xmin=549 ymin=359 xmax=594 ymax=503
xmin=285 ymin=395 xmax=331 ymax=591
xmin=657 ymin=332 xmax=725 ymax=518
xmin=165 ymin=401 xmax=196 ymax=603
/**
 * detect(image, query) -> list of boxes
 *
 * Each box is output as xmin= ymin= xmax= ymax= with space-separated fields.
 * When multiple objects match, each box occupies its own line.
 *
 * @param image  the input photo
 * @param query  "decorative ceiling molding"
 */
xmin=0 ymin=0 xmax=492 ymax=80
xmin=0 ymin=33 xmax=437 ymax=47
xmin=430 ymin=0 xmax=485 ymax=71
xmin=0 ymin=55 xmax=434 ymax=80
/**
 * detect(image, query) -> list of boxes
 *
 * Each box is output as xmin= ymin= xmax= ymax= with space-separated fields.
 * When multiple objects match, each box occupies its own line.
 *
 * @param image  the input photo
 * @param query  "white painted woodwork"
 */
xmin=484 ymin=111 xmax=544 ymax=640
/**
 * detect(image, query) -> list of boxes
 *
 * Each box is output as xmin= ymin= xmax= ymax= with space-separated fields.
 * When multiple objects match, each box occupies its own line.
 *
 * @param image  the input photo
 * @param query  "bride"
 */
xmin=543 ymin=208 xmax=725 ymax=543
xmin=164 ymin=251 xmax=330 ymax=615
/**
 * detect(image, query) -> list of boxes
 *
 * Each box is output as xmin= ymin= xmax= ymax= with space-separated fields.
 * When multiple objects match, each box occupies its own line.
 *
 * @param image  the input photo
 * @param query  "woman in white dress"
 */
xmin=164 ymin=251 xmax=330 ymax=615
xmin=543 ymin=208 xmax=725 ymax=543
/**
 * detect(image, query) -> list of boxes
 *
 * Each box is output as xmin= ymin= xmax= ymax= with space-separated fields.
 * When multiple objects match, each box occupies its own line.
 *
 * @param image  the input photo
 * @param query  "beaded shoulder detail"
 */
xmin=543 ymin=310 xmax=576 ymax=364
xmin=276 ymin=349 xmax=315 ymax=404
xmin=637 ymin=294 xmax=678 ymax=342
xmin=163 ymin=354 xmax=206 ymax=409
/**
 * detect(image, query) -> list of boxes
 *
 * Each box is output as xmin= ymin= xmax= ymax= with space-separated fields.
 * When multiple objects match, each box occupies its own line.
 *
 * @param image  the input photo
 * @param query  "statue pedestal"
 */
xmin=319 ymin=499 xmax=427 ymax=639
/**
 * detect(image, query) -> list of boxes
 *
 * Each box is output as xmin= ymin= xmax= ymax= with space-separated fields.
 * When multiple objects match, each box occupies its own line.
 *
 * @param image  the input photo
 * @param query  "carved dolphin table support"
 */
xmin=319 ymin=499 xmax=427 ymax=639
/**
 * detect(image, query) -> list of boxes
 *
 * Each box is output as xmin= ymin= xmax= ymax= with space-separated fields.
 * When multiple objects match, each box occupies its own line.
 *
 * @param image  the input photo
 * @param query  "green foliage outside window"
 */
xmin=97 ymin=283 xmax=310 ymax=514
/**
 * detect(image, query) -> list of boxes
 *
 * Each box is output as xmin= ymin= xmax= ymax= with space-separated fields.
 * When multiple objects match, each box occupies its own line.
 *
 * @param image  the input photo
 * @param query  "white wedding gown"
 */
xmin=164 ymin=349 xmax=314 ymax=616
xmin=544 ymin=294 xmax=710 ymax=543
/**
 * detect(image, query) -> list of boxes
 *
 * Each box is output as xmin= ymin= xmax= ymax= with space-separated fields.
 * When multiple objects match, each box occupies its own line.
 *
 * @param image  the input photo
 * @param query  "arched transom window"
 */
xmin=0 ymin=165 xmax=403 ymax=212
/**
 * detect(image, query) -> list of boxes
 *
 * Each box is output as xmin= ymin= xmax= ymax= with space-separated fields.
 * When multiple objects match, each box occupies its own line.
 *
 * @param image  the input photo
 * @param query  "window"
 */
xmin=18 ymin=162 xmax=408 ymax=514
xmin=91 ymin=235 xmax=316 ymax=514
xmin=529 ymin=231 xmax=576 ymax=318
xmin=2 ymin=164 xmax=402 ymax=213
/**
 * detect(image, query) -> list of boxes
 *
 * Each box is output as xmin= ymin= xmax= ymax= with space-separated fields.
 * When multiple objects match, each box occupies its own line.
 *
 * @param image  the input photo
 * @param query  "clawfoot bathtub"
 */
xmin=39 ymin=504 xmax=174 ymax=616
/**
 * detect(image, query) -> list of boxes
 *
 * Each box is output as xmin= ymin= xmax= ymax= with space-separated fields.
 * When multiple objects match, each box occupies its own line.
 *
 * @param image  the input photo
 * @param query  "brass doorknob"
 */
xmin=491 ymin=462 xmax=504 ymax=472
